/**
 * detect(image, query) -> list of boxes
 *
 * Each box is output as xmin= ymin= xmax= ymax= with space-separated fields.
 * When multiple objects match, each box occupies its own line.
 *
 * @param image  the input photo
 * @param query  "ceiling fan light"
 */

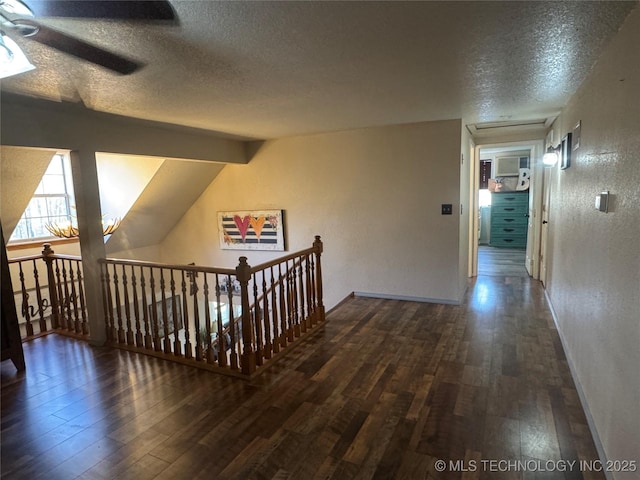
xmin=0 ymin=0 xmax=35 ymax=19
xmin=0 ymin=33 xmax=35 ymax=78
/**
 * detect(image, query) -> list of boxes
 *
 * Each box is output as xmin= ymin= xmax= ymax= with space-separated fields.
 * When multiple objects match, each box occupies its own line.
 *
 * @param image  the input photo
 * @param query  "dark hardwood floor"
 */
xmin=1 ymin=275 xmax=603 ymax=480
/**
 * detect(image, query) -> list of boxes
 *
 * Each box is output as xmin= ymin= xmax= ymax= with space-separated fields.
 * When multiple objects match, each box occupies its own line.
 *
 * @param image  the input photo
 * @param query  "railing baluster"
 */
xmin=227 ymin=274 xmax=238 ymax=370
xmin=42 ymin=244 xmax=61 ymax=330
xmin=286 ymin=261 xmax=295 ymax=341
xmin=112 ymin=263 xmax=124 ymax=343
xmin=270 ymin=266 xmax=279 ymax=354
xmin=253 ymin=272 xmax=263 ymax=366
xmin=278 ymin=263 xmax=288 ymax=348
xmin=140 ymin=266 xmax=152 ymax=349
xmin=181 ymin=270 xmax=192 ymax=359
xmin=100 ymin=266 xmax=111 ymax=341
xmin=76 ymin=261 xmax=88 ymax=335
xmin=54 ymin=259 xmax=66 ymax=329
xmin=17 ymin=262 xmax=33 ymax=337
xmin=121 ymin=264 xmax=133 ymax=345
xmin=102 ymin=265 xmax=115 ymax=341
xmin=149 ymin=268 xmax=161 ymax=351
xmin=192 ymin=271 xmax=202 ymax=361
xmin=32 ymin=259 xmax=47 ymax=334
xmin=313 ymin=236 xmax=325 ymax=322
xmin=159 ymin=269 xmax=171 ymax=354
xmin=310 ymin=254 xmax=317 ymax=324
xmin=60 ymin=259 xmax=73 ymax=331
xmin=170 ymin=270 xmax=181 ymax=357
xmin=215 ymin=274 xmax=226 ymax=367
xmin=66 ymin=260 xmax=80 ymax=333
xmin=262 ymin=270 xmax=272 ymax=360
xmin=131 ymin=266 xmax=143 ymax=347
xmin=203 ymin=273 xmax=213 ymax=364
xmin=298 ymin=256 xmax=306 ymax=333
xmin=305 ymin=254 xmax=313 ymax=327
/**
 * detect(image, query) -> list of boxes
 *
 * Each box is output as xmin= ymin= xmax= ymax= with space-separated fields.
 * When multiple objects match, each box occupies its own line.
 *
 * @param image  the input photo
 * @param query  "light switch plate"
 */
xmin=595 ymin=191 xmax=609 ymax=212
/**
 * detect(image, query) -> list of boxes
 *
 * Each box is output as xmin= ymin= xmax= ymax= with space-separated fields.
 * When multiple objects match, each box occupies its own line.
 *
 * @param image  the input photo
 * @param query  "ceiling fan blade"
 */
xmin=26 ymin=22 xmax=141 ymax=74
xmin=26 ymin=1 xmax=175 ymax=20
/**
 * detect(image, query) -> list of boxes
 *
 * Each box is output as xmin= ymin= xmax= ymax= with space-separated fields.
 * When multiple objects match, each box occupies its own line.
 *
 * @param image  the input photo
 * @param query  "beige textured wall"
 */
xmin=161 ymin=120 xmax=464 ymax=309
xmin=1 ymin=146 xmax=58 ymax=236
xmin=545 ymin=7 xmax=640 ymax=474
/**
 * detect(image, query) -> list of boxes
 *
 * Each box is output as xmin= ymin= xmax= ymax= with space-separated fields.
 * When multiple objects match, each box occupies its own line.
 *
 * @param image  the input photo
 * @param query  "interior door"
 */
xmin=539 ymin=168 xmax=551 ymax=286
xmin=525 ymin=158 xmax=535 ymax=277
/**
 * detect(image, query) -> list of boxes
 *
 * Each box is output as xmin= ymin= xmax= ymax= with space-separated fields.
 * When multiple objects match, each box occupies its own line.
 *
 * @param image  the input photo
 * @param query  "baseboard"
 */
xmin=353 ymin=291 xmax=461 ymax=305
xmin=544 ymin=289 xmax=612 ymax=480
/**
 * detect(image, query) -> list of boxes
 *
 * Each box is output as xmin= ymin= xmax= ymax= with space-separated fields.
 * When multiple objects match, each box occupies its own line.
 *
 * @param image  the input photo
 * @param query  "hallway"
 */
xmin=1 ymin=275 xmax=602 ymax=479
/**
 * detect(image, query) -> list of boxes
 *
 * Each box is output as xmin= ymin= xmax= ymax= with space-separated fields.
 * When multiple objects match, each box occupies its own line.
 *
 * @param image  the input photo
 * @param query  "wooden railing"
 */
xmin=99 ymin=236 xmax=325 ymax=378
xmin=7 ymin=244 xmax=89 ymax=341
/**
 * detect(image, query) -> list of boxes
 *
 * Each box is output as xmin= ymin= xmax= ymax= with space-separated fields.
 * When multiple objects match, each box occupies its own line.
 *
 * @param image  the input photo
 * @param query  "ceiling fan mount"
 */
xmin=0 ymin=0 xmax=176 ymax=77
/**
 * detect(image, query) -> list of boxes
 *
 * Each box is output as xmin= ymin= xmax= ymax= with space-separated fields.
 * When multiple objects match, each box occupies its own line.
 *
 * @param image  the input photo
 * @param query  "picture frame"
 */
xmin=149 ymin=295 xmax=183 ymax=338
xmin=218 ymin=210 xmax=285 ymax=251
xmin=561 ymin=132 xmax=572 ymax=170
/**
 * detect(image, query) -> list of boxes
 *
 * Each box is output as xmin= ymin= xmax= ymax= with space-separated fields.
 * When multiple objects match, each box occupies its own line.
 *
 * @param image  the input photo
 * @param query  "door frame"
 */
xmin=469 ymin=139 xmax=544 ymax=278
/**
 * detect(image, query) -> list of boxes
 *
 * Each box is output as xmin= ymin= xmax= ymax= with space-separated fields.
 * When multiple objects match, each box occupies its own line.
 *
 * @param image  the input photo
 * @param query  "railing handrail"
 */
xmin=249 ymin=246 xmax=317 ymax=273
xmin=8 ymin=254 xmax=46 ymax=263
xmin=99 ymin=257 xmax=236 ymax=276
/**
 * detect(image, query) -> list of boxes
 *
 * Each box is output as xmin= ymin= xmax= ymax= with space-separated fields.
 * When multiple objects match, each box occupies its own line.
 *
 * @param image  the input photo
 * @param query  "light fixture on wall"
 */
xmin=542 ymin=144 xmax=561 ymax=166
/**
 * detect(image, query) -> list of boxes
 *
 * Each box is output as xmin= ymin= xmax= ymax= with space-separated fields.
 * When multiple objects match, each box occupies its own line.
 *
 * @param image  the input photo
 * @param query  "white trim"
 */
xmin=544 ymin=289 xmax=612 ymax=480
xmin=353 ymin=291 xmax=461 ymax=305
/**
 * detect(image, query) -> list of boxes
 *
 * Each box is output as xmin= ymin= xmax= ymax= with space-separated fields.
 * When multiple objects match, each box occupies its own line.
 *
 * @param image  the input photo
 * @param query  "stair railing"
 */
xmin=7 ymin=243 xmax=89 ymax=341
xmin=98 ymin=236 xmax=325 ymax=378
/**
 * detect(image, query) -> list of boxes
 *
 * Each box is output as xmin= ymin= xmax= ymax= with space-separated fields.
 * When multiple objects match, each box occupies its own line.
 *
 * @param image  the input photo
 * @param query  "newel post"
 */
xmin=42 ymin=243 xmax=61 ymax=329
xmin=313 ymin=236 xmax=325 ymax=322
xmin=237 ymin=256 xmax=256 ymax=376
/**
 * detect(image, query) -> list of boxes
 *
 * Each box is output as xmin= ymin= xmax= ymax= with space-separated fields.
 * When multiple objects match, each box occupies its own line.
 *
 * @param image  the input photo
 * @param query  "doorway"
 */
xmin=470 ymin=140 xmax=544 ymax=279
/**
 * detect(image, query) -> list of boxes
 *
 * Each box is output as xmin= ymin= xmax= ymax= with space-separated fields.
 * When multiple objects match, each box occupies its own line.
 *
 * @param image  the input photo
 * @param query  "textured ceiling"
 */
xmin=1 ymin=1 xmax=636 ymax=139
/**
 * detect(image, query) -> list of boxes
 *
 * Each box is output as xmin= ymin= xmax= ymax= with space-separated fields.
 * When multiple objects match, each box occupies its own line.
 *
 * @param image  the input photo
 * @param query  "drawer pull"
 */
xmin=503 ymin=228 xmax=514 ymax=232
xmin=504 ymin=239 xmax=514 ymax=243
xmin=504 ymin=207 xmax=515 ymax=211
xmin=504 ymin=219 xmax=515 ymax=223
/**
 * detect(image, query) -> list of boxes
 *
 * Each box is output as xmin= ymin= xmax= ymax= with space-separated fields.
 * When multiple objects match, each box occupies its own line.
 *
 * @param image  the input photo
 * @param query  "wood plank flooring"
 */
xmin=478 ymin=246 xmax=528 ymax=277
xmin=1 ymin=275 xmax=603 ymax=480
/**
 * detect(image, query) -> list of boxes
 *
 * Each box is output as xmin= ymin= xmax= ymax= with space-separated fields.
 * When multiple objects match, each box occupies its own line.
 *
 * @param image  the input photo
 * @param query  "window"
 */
xmin=10 ymin=154 xmax=75 ymax=241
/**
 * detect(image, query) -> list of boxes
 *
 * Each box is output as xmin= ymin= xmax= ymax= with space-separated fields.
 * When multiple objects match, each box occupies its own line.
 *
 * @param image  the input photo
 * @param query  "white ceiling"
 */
xmin=1 ymin=1 xmax=636 ymax=139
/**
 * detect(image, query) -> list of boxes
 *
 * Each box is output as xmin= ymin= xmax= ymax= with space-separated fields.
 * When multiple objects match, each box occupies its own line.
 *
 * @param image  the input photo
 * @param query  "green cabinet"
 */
xmin=490 ymin=192 xmax=528 ymax=248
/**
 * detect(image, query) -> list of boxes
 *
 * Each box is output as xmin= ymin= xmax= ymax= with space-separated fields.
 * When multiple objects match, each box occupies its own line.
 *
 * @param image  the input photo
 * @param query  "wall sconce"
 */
xmin=543 ymin=144 xmax=560 ymax=167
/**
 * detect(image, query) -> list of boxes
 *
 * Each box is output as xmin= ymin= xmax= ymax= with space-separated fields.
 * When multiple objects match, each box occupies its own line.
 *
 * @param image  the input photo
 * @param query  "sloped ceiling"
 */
xmin=1 ymin=146 xmax=57 ymax=236
xmin=0 ymin=1 xmax=636 ymax=139
xmin=105 ymin=158 xmax=225 ymax=255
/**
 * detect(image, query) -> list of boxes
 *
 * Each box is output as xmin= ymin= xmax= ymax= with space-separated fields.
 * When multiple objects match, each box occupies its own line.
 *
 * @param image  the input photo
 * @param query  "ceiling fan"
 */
xmin=0 ymin=0 xmax=176 ymax=78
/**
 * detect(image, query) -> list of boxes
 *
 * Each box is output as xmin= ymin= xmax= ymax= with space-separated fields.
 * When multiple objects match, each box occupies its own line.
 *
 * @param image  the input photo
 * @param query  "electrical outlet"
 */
xmin=441 ymin=204 xmax=453 ymax=215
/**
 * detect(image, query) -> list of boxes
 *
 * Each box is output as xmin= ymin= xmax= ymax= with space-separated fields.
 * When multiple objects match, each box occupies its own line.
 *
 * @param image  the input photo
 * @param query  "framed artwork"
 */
xmin=561 ymin=132 xmax=572 ymax=170
xmin=149 ymin=295 xmax=183 ymax=338
xmin=218 ymin=210 xmax=285 ymax=251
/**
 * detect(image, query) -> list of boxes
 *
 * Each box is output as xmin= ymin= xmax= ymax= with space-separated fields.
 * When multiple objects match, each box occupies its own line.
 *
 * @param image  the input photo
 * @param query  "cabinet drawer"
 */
xmin=490 ymin=235 xmax=527 ymax=248
xmin=492 ymin=225 xmax=525 ymax=235
xmin=492 ymin=204 xmax=528 ymax=216
xmin=491 ymin=215 xmax=528 ymax=226
xmin=492 ymin=193 xmax=528 ymax=206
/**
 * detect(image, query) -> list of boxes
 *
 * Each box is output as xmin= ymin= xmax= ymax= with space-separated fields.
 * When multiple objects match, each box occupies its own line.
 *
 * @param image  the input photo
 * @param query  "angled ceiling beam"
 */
xmin=0 ymin=93 xmax=249 ymax=164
